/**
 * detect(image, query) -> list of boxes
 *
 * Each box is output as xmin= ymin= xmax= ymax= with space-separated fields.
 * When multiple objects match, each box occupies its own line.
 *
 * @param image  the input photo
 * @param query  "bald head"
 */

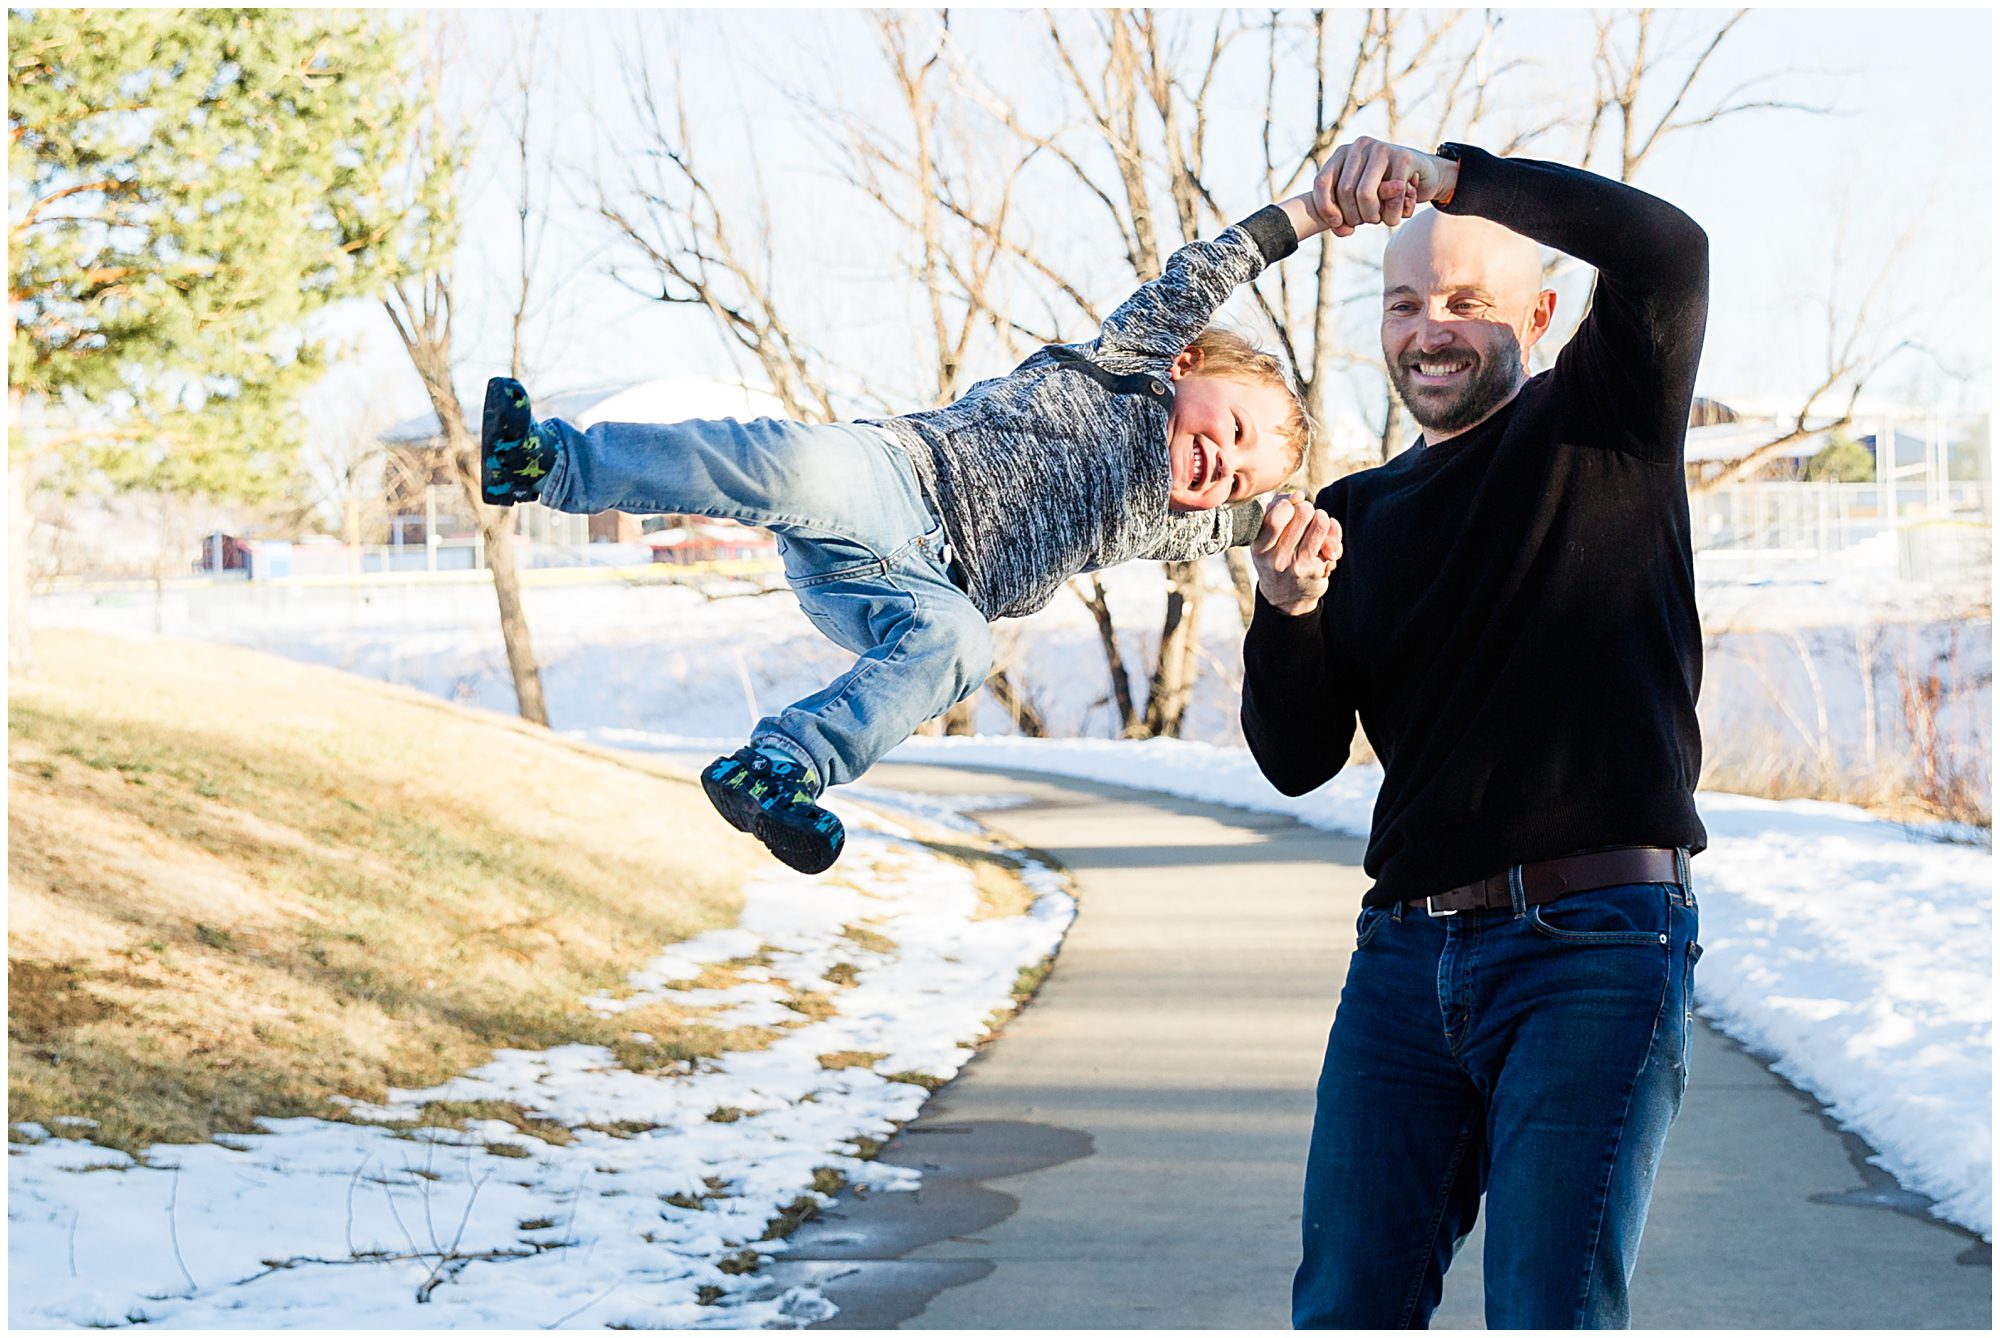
xmin=1383 ymin=210 xmax=1545 ymax=315
xmin=1379 ymin=208 xmax=1558 ymax=443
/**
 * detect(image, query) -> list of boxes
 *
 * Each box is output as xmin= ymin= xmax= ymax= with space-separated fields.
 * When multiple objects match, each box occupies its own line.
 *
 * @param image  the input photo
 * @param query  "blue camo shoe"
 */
xmin=481 ymin=376 xmax=556 ymax=506
xmin=700 ymin=746 xmax=846 ymax=875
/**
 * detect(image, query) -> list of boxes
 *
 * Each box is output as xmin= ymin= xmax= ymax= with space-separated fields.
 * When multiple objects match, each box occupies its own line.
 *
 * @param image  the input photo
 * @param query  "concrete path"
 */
xmin=766 ymin=763 xmax=1990 ymax=1329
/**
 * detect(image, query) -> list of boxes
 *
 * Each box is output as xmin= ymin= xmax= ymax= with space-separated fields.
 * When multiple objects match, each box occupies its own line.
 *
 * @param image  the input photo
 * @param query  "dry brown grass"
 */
xmin=816 ymin=1050 xmax=888 ymax=1071
xmin=911 ymin=837 xmax=1042 ymax=921
xmin=1698 ymin=625 xmax=1992 ymax=833
xmin=9 ymin=630 xmax=771 ymax=1154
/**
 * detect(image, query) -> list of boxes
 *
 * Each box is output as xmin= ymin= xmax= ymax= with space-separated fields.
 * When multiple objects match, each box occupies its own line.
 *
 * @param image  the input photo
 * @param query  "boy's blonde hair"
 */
xmin=1181 ymin=327 xmax=1314 ymax=476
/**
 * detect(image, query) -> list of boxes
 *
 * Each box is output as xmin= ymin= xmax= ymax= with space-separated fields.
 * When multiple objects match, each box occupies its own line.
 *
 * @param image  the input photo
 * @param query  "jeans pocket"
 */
xmin=1354 ymin=905 xmax=1390 ymax=949
xmin=1525 ymin=881 xmax=1674 ymax=946
xmin=792 ymin=572 xmax=916 ymax=656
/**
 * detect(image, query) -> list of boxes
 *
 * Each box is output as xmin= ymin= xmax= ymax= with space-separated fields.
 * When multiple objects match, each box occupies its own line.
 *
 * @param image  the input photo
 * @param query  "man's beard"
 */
xmin=1388 ymin=330 xmax=1524 ymax=437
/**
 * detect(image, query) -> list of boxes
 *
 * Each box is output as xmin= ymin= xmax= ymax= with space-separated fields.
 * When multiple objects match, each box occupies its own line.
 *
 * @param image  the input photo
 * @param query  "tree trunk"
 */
xmin=471 ymin=496 xmax=548 ymax=727
xmin=9 ymin=447 xmax=37 ymax=677
xmin=430 ymin=402 xmax=548 ymax=728
xmin=1071 ymin=575 xmax=1139 ymax=735
xmin=986 ymin=667 xmax=1046 ymax=738
xmin=941 ymin=697 xmax=977 ymax=735
xmin=1303 ymin=236 xmax=1341 ymax=491
xmin=400 ymin=326 xmax=550 ymax=729
xmin=1224 ymin=548 xmax=1257 ymax=629
xmin=1379 ymin=397 xmax=1405 ymax=464
xmin=1142 ymin=560 xmax=1204 ymax=738
xmin=152 ymin=491 xmax=171 ymax=635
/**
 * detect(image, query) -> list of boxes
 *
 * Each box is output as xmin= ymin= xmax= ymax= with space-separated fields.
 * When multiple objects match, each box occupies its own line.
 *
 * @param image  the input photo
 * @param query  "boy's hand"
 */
xmin=1251 ymin=491 xmax=1342 ymax=617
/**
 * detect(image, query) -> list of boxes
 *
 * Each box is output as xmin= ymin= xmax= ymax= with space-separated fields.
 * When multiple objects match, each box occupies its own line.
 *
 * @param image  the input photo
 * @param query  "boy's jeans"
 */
xmin=537 ymin=415 xmax=991 ymax=787
xmin=1293 ymin=874 xmax=1701 ymax=1330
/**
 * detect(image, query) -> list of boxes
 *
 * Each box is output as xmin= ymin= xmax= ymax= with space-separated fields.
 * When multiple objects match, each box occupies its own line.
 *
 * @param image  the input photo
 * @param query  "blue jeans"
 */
xmin=1294 ymin=870 xmax=1702 ymax=1329
xmin=537 ymin=416 xmax=991 ymax=787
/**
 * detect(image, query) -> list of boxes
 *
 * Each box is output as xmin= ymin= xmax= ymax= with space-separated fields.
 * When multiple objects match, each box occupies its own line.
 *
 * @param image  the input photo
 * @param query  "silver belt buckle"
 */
xmin=1427 ymin=894 xmax=1459 ymax=918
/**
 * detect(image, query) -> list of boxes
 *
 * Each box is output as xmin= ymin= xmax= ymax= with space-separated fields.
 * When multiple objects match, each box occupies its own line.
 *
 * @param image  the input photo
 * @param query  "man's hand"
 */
xmin=1312 ymin=137 xmax=1459 ymax=238
xmin=1251 ymin=492 xmax=1343 ymax=617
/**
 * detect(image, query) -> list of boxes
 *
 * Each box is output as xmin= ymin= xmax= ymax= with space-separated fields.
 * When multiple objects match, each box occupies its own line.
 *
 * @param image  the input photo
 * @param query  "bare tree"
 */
xmin=505 ymin=15 xmax=552 ymax=384
xmin=1041 ymin=9 xmax=1241 ymax=740
xmin=825 ymin=11 xmax=1036 ymax=735
xmin=595 ymin=17 xmax=839 ymax=424
xmin=1693 ymin=198 xmax=1928 ymax=492
xmin=376 ymin=27 xmax=549 ymax=726
xmin=295 ymin=392 xmax=397 ymax=569
xmin=1579 ymin=9 xmax=1831 ymax=187
xmin=1527 ymin=6 xmax=1837 ymax=370
xmin=578 ymin=8 xmax=1891 ymax=746
xmin=1538 ymin=9 xmax=1922 ymax=491
xmin=868 ymin=9 xmax=1515 ymax=729
xmin=1068 ymin=574 xmax=1142 ymax=735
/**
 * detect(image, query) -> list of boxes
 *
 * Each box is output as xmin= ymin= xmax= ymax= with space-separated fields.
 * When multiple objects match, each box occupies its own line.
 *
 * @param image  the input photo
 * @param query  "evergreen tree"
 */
xmin=8 ymin=8 xmax=412 ymax=668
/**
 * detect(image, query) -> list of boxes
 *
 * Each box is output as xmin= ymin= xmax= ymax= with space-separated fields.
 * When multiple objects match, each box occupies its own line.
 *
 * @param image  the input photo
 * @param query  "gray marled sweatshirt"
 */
xmin=865 ymin=206 xmax=1301 ymax=620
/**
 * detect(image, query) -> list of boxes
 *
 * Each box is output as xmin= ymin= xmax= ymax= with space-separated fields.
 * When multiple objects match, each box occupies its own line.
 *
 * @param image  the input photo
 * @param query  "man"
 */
xmin=1241 ymin=137 xmax=1709 ymax=1328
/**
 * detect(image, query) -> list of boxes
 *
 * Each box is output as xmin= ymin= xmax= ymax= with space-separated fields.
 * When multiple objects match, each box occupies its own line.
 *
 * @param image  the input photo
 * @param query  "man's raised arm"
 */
xmin=1431 ymin=143 xmax=1708 ymax=464
xmin=1316 ymin=138 xmax=1708 ymax=464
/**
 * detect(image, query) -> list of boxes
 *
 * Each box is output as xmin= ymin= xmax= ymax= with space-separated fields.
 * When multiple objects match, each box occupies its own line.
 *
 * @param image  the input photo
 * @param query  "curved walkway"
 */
xmin=767 ymin=763 xmax=1989 ymax=1329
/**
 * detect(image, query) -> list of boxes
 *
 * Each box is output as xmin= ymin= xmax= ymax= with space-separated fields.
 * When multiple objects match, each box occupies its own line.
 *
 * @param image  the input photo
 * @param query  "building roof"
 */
xmin=1682 ymin=415 xmax=1969 ymax=466
xmin=1682 ymin=418 xmax=1839 ymax=464
xmin=380 ymin=376 xmax=789 ymax=447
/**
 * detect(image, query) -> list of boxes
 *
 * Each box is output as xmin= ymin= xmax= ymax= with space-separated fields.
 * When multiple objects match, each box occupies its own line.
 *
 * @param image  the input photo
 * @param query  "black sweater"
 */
xmin=1240 ymin=144 xmax=1710 ymax=909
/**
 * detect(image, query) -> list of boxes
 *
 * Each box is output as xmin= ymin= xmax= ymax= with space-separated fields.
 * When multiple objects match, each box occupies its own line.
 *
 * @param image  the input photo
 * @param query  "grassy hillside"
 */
xmin=9 ymin=631 xmax=773 ymax=1154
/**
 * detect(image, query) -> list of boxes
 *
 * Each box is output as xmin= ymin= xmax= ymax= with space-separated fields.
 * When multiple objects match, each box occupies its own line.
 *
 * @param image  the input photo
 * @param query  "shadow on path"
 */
xmin=730 ymin=760 xmax=1989 ymax=1328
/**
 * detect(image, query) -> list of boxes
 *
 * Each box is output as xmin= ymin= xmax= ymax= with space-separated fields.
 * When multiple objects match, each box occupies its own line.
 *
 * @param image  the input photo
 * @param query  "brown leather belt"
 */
xmin=1409 ymin=846 xmax=1683 ymax=917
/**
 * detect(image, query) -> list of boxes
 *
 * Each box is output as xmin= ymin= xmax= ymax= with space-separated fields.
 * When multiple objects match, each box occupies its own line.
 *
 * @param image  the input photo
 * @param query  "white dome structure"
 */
xmin=380 ymin=376 xmax=789 ymax=446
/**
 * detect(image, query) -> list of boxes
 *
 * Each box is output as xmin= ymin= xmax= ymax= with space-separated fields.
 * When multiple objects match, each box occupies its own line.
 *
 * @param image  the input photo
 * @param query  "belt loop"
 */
xmin=1391 ymin=900 xmax=1405 ymax=924
xmin=1507 ymin=864 xmax=1527 ymax=918
xmin=1676 ymin=847 xmax=1696 ymax=908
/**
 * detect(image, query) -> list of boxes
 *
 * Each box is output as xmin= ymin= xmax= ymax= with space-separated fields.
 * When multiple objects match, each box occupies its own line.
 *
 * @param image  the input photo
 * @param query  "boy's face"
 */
xmin=1165 ymin=368 xmax=1297 ymax=512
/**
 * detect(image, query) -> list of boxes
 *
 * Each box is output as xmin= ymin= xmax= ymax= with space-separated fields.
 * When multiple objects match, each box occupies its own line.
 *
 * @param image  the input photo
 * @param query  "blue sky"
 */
xmin=322 ymin=7 xmax=1993 ymax=438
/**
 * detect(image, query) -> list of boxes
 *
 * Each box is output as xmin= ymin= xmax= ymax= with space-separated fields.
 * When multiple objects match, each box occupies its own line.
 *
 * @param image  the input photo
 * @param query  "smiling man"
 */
xmin=1382 ymin=211 xmax=1552 ymax=438
xmin=1241 ymin=138 xmax=1710 ymax=1328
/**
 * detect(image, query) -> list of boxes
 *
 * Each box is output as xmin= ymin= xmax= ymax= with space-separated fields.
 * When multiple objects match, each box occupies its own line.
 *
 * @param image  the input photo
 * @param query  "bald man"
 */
xmin=1241 ymin=139 xmax=1709 ymax=1328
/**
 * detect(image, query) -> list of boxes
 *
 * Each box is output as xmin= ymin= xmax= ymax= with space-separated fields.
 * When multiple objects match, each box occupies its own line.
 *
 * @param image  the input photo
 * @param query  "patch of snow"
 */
xmin=9 ymin=807 xmax=1076 ymax=1328
xmin=24 ymin=560 xmax=1991 ymax=1257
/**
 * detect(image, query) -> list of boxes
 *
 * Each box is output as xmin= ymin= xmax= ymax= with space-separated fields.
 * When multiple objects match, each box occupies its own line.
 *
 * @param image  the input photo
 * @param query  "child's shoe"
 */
xmin=700 ymin=746 xmax=846 ymax=875
xmin=481 ymin=376 xmax=556 ymax=506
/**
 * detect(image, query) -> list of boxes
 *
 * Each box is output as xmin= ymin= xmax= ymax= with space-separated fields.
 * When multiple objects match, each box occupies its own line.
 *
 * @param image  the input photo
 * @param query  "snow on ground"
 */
xmin=8 ymin=792 xmax=1075 ymax=1329
xmin=47 ymin=558 xmax=1990 ymax=770
xmin=599 ymin=728 xmax=1992 ymax=1242
xmin=23 ymin=563 xmax=1995 ymax=1252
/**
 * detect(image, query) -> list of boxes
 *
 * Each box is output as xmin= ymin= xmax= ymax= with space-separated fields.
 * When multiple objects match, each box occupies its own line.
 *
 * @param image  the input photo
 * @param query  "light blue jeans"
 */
xmin=537 ymin=416 xmax=991 ymax=788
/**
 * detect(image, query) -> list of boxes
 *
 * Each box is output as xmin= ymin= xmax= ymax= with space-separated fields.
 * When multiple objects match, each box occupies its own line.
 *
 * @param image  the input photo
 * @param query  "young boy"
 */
xmin=483 ymin=193 xmax=1334 ymax=875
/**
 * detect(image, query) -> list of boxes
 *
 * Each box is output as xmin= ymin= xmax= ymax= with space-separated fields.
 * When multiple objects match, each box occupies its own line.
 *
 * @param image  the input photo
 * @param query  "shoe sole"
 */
xmin=701 ymin=767 xmax=840 ymax=874
xmin=753 ymin=814 xmax=842 ymax=876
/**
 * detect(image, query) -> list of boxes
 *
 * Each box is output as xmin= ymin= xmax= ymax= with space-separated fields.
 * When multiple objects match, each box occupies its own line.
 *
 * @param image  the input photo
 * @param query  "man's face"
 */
xmin=1165 ymin=372 xmax=1297 ymax=512
xmin=1381 ymin=213 xmax=1553 ymax=439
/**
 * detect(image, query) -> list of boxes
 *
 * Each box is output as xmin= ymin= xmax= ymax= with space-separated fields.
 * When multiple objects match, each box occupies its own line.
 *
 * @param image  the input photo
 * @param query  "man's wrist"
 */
xmin=1431 ymin=155 xmax=1461 ymax=207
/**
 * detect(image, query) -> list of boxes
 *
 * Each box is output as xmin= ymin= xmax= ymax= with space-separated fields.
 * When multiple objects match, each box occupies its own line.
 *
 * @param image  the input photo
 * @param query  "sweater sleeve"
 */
xmin=1241 ymin=591 xmax=1358 ymax=797
xmin=1093 ymin=206 xmax=1299 ymax=360
xmin=1436 ymin=143 xmax=1710 ymax=465
xmin=1139 ymin=499 xmax=1266 ymax=561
